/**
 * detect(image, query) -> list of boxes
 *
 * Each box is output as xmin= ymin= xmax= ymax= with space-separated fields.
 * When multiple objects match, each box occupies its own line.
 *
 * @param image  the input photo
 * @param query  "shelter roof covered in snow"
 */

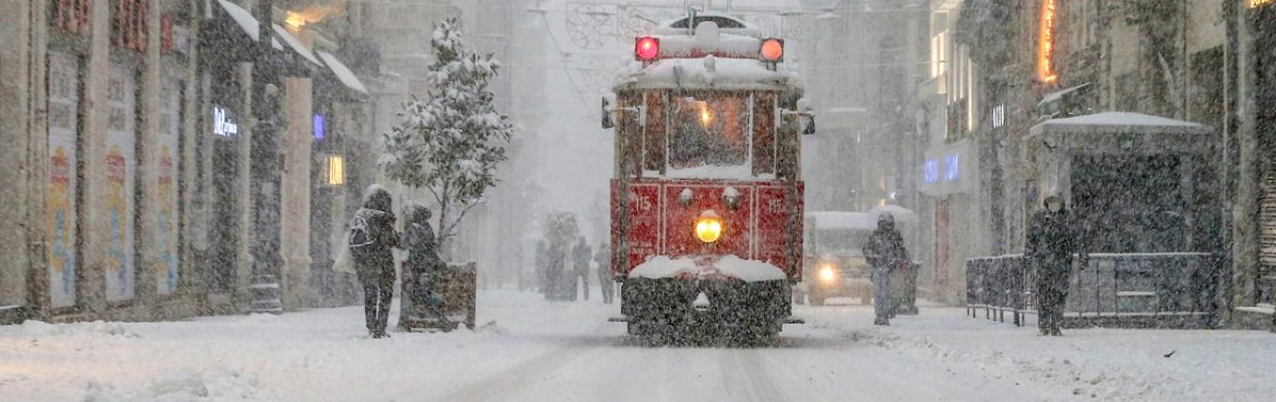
xmin=1028 ymin=112 xmax=1211 ymax=137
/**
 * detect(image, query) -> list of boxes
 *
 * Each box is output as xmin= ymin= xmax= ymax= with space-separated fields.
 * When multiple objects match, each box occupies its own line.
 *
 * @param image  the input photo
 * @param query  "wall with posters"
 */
xmin=47 ymin=52 xmax=80 ymax=308
xmin=156 ymin=74 xmax=181 ymax=295
xmin=105 ymin=64 xmax=136 ymax=302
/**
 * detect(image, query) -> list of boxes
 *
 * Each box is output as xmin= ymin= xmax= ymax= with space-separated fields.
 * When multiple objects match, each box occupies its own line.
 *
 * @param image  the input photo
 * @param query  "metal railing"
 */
xmin=966 ymin=253 xmax=1222 ymax=328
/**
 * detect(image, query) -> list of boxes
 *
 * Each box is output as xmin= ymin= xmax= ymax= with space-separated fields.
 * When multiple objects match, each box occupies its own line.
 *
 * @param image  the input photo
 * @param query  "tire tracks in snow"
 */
xmin=436 ymin=337 xmax=604 ymax=401
xmin=718 ymin=348 xmax=789 ymax=402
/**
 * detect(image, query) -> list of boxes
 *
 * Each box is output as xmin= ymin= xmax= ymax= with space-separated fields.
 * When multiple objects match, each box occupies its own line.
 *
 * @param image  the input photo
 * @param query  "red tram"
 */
xmin=604 ymin=14 xmax=812 ymax=340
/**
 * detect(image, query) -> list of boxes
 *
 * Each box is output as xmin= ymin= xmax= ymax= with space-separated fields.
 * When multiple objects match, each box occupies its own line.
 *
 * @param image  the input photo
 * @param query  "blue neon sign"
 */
xmin=923 ymin=160 xmax=940 ymax=184
xmin=313 ymin=114 xmax=325 ymax=140
xmin=944 ymin=154 xmax=960 ymax=181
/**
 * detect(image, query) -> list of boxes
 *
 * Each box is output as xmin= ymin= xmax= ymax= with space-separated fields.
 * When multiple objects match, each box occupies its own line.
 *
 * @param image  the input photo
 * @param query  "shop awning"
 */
xmin=1029 ymin=112 xmax=1210 ymax=137
xmin=317 ymin=50 xmax=368 ymax=95
xmin=1038 ymin=83 xmax=1091 ymax=107
xmin=216 ymin=0 xmax=282 ymax=51
xmin=272 ymin=24 xmax=321 ymax=65
xmin=1027 ymin=112 xmax=1214 ymax=155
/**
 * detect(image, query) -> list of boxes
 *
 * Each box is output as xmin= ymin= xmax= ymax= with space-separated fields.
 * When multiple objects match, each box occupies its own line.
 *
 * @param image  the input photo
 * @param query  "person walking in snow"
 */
xmin=534 ymin=240 xmax=548 ymax=294
xmin=1025 ymin=195 xmax=1085 ymax=336
xmin=863 ymin=213 xmax=909 ymax=326
xmin=399 ymin=204 xmax=453 ymax=331
xmin=545 ymin=242 xmax=567 ymax=301
xmin=349 ymin=185 xmax=399 ymax=338
xmin=595 ymin=243 xmax=614 ymax=304
xmin=572 ymin=237 xmax=592 ymax=302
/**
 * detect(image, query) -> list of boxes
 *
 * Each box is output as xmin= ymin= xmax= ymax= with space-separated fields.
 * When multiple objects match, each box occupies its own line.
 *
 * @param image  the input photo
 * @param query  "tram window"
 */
xmin=668 ymin=93 xmax=749 ymax=170
xmin=618 ymin=93 xmax=643 ymax=178
xmin=643 ymin=92 xmax=666 ymax=173
xmin=752 ymin=92 xmax=776 ymax=175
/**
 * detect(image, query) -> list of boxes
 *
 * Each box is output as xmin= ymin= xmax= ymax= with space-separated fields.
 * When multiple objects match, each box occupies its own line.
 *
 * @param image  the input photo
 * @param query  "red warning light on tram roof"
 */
xmin=636 ymin=37 xmax=660 ymax=61
xmin=761 ymin=38 xmax=784 ymax=62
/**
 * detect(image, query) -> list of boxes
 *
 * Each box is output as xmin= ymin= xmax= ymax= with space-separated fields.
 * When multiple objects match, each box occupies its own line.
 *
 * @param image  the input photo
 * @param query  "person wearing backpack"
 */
xmin=349 ymin=185 xmax=399 ymax=338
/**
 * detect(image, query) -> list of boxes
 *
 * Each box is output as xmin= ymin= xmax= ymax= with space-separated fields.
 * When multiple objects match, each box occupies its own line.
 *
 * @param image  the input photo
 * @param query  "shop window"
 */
xmin=327 ymin=155 xmax=345 ymax=186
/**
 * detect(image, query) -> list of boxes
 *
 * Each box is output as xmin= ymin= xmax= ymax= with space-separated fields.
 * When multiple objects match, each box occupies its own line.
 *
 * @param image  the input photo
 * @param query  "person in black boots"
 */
xmin=1025 ymin=195 xmax=1085 ymax=336
xmin=864 ymin=213 xmax=909 ymax=326
xmin=349 ymin=185 xmax=399 ymax=338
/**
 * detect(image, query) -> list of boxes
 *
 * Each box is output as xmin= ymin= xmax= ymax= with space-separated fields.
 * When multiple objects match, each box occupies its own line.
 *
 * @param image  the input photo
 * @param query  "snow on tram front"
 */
xmin=603 ymin=14 xmax=814 ymax=342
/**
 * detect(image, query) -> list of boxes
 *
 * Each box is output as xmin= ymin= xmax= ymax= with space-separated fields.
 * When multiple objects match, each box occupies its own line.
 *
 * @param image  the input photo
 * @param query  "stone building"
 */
xmin=0 ymin=0 xmax=378 ymax=323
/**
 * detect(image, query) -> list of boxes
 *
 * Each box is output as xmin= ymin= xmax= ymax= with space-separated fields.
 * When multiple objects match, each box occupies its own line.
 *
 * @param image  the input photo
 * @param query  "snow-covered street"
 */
xmin=1 ymin=291 xmax=1272 ymax=402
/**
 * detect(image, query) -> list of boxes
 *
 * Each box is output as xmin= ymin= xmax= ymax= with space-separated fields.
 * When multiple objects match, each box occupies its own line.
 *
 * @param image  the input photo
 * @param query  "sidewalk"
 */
xmin=796 ymin=304 xmax=1276 ymax=401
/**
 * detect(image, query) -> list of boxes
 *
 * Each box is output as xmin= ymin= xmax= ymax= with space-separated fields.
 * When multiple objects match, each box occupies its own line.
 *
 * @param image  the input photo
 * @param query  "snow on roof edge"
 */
xmin=1029 ymin=112 xmax=1212 ymax=137
xmin=316 ymin=50 xmax=368 ymax=94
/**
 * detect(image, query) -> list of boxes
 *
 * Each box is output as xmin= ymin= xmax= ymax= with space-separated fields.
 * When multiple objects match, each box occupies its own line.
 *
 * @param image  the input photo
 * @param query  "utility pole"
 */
xmin=250 ymin=0 xmax=284 ymax=314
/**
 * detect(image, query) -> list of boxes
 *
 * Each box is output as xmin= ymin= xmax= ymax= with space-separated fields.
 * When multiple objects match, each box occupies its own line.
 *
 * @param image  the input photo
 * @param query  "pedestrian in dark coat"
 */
xmin=595 ymin=243 xmax=614 ymax=304
xmin=349 ymin=185 xmax=399 ymax=338
xmin=399 ymin=204 xmax=451 ymax=330
xmin=572 ymin=237 xmax=592 ymax=302
xmin=545 ymin=242 xmax=566 ymax=300
xmin=1025 ymin=195 xmax=1084 ymax=336
xmin=863 ymin=213 xmax=909 ymax=326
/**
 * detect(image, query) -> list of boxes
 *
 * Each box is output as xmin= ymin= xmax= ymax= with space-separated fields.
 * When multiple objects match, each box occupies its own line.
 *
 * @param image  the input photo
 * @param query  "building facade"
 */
xmin=0 ymin=0 xmax=378 ymax=324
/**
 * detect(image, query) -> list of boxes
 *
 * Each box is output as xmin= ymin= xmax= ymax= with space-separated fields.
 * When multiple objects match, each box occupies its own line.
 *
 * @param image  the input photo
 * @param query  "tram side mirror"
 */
xmin=797 ymin=98 xmax=815 ymax=135
xmin=601 ymin=95 xmax=616 ymax=129
xmin=780 ymin=98 xmax=817 ymax=135
xmin=602 ymin=94 xmax=647 ymax=129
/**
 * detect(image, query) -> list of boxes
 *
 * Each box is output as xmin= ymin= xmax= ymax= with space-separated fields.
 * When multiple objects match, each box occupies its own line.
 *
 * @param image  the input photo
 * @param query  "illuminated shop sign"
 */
xmin=921 ymin=143 xmax=975 ymax=196
xmin=924 ymin=160 xmax=940 ymax=184
xmin=313 ymin=114 xmax=325 ymax=140
xmin=1038 ymin=0 xmax=1058 ymax=82
xmin=945 ymin=154 xmax=960 ymax=181
xmin=923 ymin=155 xmax=961 ymax=184
xmin=212 ymin=106 xmax=238 ymax=137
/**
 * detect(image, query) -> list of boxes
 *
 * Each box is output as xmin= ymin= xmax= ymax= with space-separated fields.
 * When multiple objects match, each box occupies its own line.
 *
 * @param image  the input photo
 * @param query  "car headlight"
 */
xmin=819 ymin=264 xmax=836 ymax=282
xmin=694 ymin=210 xmax=723 ymax=243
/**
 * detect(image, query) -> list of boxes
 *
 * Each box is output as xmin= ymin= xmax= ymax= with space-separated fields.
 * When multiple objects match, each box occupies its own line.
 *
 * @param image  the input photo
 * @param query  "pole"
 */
xmin=250 ymin=0 xmax=284 ymax=314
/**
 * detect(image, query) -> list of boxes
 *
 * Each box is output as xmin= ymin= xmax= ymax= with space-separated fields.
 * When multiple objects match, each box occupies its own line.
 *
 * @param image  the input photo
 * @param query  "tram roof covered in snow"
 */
xmin=612 ymin=16 xmax=802 ymax=92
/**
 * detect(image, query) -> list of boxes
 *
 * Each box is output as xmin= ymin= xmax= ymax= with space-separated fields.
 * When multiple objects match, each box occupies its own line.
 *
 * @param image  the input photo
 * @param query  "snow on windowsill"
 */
xmin=662 ymin=164 xmax=771 ymax=180
xmin=629 ymin=255 xmax=787 ymax=282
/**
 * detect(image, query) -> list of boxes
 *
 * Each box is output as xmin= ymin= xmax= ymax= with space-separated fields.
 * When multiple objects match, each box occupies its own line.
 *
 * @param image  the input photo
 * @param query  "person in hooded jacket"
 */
xmin=349 ymin=185 xmax=399 ymax=338
xmin=399 ymin=204 xmax=453 ymax=331
xmin=863 ymin=213 xmax=909 ymax=326
xmin=1025 ymin=195 xmax=1085 ymax=336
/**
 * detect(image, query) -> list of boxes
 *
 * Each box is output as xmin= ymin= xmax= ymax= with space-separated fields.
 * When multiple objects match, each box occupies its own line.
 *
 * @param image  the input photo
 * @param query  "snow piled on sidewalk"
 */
xmin=798 ymin=305 xmax=1276 ymax=402
xmin=0 ymin=291 xmax=614 ymax=402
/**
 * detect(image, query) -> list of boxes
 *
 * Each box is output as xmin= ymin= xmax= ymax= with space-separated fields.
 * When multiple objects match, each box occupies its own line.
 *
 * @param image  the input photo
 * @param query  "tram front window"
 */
xmin=668 ymin=94 xmax=749 ymax=170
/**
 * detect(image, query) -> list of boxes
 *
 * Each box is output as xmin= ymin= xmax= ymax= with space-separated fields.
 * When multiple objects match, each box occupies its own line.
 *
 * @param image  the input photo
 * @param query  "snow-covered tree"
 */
xmin=379 ymin=17 xmax=513 ymax=251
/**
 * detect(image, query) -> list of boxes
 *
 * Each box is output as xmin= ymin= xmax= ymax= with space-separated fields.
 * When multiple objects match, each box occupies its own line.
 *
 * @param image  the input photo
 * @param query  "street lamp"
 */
xmin=250 ymin=0 xmax=284 ymax=314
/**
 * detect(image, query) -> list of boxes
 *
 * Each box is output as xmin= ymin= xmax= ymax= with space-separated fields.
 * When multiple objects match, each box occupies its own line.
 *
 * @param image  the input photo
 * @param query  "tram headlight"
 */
xmin=694 ymin=210 xmax=723 ymax=243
